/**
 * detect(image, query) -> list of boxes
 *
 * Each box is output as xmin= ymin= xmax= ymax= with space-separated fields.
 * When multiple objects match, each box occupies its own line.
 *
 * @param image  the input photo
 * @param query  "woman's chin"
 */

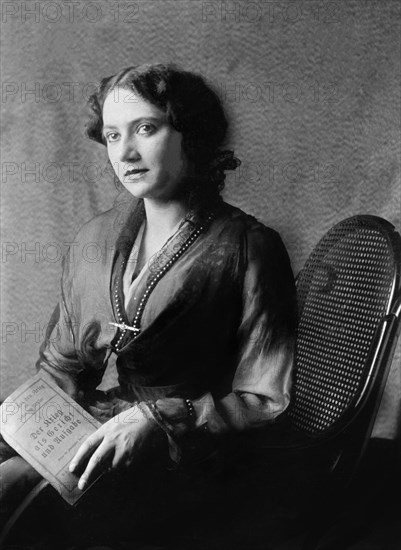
xmin=121 ymin=181 xmax=150 ymax=199
xmin=121 ymin=184 xmax=180 ymax=204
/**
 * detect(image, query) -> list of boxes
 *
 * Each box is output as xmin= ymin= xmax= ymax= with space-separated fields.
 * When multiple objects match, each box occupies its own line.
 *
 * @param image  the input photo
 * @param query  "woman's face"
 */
xmin=102 ymin=87 xmax=190 ymax=201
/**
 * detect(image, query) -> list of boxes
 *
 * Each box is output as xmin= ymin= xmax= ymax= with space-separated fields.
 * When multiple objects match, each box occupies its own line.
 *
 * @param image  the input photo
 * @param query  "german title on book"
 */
xmin=0 ymin=372 xmax=101 ymax=505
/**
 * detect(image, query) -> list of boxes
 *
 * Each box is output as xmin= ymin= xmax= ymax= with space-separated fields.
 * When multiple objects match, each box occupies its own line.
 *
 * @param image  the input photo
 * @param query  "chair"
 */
xmin=228 ymin=214 xmax=401 ymax=549
xmin=287 ymin=214 xmax=401 ymax=548
xmin=1 ymin=215 xmax=400 ymax=550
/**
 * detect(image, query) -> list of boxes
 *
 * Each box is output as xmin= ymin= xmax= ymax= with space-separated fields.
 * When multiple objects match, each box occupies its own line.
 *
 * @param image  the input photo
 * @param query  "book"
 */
xmin=0 ymin=372 xmax=101 ymax=505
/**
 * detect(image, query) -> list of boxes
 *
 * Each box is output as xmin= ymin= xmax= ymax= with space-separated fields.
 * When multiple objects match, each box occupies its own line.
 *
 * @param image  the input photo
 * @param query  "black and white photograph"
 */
xmin=0 ymin=1 xmax=400 ymax=549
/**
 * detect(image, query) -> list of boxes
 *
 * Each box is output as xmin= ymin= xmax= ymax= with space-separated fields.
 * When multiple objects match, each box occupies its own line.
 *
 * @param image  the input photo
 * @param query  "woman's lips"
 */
xmin=124 ymin=169 xmax=149 ymax=180
xmin=124 ymin=168 xmax=148 ymax=176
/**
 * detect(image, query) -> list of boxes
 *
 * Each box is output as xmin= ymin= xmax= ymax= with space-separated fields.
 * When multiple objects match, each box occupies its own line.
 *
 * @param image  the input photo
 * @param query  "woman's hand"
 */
xmin=69 ymin=404 xmax=157 ymax=490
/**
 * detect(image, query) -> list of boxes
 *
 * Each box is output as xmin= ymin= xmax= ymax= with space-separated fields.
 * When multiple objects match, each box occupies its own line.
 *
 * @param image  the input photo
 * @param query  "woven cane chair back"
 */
xmin=289 ymin=216 xmax=401 ymax=438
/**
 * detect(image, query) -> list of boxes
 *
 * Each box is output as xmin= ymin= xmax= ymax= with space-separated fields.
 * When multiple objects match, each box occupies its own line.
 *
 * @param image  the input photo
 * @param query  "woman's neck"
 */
xmin=143 ymin=198 xmax=188 ymax=235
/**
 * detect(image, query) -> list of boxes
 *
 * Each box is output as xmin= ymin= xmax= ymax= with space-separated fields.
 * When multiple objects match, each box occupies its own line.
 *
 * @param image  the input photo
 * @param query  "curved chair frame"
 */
xmin=289 ymin=215 xmax=401 ymax=448
xmin=288 ymin=215 xmax=401 ymax=549
xmin=0 ymin=479 xmax=50 ymax=547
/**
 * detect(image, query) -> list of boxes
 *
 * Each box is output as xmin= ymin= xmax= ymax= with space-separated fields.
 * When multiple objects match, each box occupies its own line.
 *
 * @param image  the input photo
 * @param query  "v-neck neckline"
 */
xmin=110 ymin=198 xmax=222 ymax=352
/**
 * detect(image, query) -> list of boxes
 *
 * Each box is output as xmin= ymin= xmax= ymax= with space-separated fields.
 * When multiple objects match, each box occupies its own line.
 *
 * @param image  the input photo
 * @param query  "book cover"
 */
xmin=0 ymin=372 xmax=101 ymax=505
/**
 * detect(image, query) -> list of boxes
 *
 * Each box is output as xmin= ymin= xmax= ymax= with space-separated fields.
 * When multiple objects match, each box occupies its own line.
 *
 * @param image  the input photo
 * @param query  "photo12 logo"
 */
xmin=230 ymin=159 xmax=341 ymax=185
xmin=1 ymin=1 xmax=140 ymax=24
xmin=1 ymin=81 xmax=98 ymax=103
xmin=1 ymin=161 xmax=116 ymax=184
xmin=201 ymin=1 xmax=342 ymax=24
xmin=209 ymin=80 xmax=340 ymax=104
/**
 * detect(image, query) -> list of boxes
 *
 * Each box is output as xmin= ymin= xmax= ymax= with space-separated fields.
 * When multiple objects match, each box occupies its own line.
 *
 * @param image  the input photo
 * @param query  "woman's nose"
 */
xmin=119 ymin=136 xmax=140 ymax=163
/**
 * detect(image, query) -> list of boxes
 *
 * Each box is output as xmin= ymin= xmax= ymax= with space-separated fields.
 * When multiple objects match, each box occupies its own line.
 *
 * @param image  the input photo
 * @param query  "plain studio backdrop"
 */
xmin=1 ymin=0 xmax=400 ymax=442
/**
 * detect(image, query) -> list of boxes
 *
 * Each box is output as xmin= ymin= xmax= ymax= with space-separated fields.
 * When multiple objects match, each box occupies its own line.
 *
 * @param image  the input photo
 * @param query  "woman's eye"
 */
xmin=137 ymin=123 xmax=155 ymax=135
xmin=105 ymin=132 xmax=119 ymax=143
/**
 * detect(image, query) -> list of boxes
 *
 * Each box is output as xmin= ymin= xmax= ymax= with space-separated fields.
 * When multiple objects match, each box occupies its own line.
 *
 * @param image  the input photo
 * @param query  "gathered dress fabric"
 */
xmin=1 ymin=196 xmax=300 ymax=548
xmin=38 ymin=197 xmax=296 ymax=424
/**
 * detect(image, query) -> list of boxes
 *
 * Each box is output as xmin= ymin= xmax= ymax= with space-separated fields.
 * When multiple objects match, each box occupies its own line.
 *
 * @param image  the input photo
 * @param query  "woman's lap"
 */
xmin=0 ymin=441 xmax=321 ymax=549
xmin=0 ymin=456 xmax=43 ymax=526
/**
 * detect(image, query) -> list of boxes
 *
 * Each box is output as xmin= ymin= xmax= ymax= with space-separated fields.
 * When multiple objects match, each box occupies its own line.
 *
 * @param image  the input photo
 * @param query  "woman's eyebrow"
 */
xmin=102 ymin=116 xmax=162 ymax=135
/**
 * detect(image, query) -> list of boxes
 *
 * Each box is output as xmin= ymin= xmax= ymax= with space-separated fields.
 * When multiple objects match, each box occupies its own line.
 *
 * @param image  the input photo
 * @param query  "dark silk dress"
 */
xmin=1 ymin=196 xmax=299 ymax=548
xmin=37 ymin=197 xmax=296 ymax=420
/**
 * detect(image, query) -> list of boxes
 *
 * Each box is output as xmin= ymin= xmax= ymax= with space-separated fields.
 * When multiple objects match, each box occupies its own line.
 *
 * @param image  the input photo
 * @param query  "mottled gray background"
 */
xmin=1 ymin=0 xmax=400 ymax=437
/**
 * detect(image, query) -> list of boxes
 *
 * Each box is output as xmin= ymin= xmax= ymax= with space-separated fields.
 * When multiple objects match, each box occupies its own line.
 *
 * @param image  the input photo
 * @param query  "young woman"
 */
xmin=1 ymin=63 xmax=297 ymax=548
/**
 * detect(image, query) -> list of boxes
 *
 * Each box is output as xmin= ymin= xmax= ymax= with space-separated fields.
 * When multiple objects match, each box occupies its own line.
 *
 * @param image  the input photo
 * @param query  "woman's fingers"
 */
xmin=76 ymin=441 xmax=113 ymax=490
xmin=69 ymin=431 xmax=102 ymax=475
xmin=67 ymin=406 xmax=152 ymax=490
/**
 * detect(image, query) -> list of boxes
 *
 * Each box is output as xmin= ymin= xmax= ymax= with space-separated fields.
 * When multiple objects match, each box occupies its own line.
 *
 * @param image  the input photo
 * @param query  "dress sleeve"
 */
xmin=152 ymin=224 xmax=297 ymax=462
xmin=36 ymin=246 xmax=109 ymax=401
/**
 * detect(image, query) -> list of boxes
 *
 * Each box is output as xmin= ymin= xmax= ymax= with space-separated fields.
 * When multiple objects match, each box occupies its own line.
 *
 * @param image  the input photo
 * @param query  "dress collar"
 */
xmin=114 ymin=195 xmax=223 ymax=259
xmin=111 ymin=196 xmax=221 ymax=351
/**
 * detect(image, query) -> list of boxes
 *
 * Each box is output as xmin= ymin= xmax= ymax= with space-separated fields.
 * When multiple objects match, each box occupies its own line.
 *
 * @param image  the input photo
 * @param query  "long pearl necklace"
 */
xmin=111 ymin=212 xmax=215 ymax=352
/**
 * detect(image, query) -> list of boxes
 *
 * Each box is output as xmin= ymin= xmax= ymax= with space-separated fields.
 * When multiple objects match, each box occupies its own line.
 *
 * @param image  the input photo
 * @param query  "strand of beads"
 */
xmin=113 ymin=212 xmax=215 ymax=352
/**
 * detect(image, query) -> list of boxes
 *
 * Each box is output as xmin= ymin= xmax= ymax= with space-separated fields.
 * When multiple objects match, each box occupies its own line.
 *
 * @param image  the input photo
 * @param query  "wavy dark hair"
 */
xmin=86 ymin=63 xmax=240 ymax=202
